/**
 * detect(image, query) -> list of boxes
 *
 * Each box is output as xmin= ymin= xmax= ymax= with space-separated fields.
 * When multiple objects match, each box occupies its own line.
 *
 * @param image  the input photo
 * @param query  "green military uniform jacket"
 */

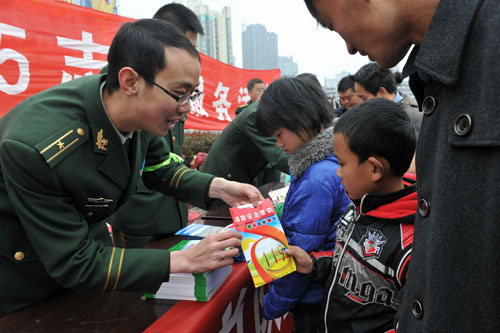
xmin=110 ymin=115 xmax=189 ymax=247
xmin=234 ymin=100 xmax=253 ymax=116
xmin=0 ymin=75 xmax=214 ymax=316
xmin=200 ymin=101 xmax=289 ymax=184
xmin=100 ymin=65 xmax=189 ymax=247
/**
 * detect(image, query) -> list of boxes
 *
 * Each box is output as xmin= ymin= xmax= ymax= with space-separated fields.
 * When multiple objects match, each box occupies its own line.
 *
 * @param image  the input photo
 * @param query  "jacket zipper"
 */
xmin=323 ymin=194 xmax=367 ymax=332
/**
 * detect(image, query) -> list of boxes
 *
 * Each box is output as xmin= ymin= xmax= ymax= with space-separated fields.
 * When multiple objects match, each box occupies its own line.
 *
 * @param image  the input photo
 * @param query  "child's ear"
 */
xmin=367 ymin=156 xmax=385 ymax=182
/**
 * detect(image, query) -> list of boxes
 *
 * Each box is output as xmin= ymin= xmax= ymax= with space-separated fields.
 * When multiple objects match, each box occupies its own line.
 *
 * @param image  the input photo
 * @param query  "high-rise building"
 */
xmin=187 ymin=0 xmax=234 ymax=65
xmin=279 ymin=56 xmax=298 ymax=77
xmin=242 ymin=24 xmax=278 ymax=70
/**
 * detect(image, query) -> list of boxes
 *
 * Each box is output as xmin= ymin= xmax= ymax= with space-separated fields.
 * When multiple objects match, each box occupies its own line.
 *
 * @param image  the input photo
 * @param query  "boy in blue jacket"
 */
xmin=287 ymin=98 xmax=417 ymax=332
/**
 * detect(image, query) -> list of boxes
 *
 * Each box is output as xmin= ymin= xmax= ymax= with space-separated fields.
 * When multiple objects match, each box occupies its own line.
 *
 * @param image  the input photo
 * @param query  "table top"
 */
xmin=0 ymin=230 xmax=226 ymax=332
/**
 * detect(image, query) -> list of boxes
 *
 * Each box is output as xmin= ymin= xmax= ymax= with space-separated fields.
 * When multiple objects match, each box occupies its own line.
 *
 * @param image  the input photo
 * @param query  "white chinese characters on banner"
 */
xmin=213 ymin=81 xmax=232 ymax=122
xmin=190 ymin=75 xmax=208 ymax=118
xmin=57 ymin=31 xmax=109 ymax=83
xmin=237 ymin=86 xmax=250 ymax=104
xmin=0 ymin=23 xmax=29 ymax=95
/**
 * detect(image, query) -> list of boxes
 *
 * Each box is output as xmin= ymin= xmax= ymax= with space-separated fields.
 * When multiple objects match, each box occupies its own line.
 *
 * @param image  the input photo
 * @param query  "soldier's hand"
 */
xmin=170 ymin=230 xmax=242 ymax=273
xmin=286 ymin=246 xmax=313 ymax=274
xmin=208 ymin=177 xmax=264 ymax=206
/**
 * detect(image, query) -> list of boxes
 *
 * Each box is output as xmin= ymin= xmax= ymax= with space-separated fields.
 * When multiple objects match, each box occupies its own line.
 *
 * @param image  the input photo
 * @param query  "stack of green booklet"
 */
xmin=145 ymin=240 xmax=232 ymax=302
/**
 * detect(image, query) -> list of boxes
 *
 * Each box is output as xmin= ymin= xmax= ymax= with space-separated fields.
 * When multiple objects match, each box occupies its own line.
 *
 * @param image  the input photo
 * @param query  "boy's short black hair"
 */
xmin=247 ymin=78 xmax=264 ymax=91
xmin=333 ymin=98 xmax=416 ymax=176
xmin=255 ymin=77 xmax=333 ymax=140
xmin=106 ymin=19 xmax=199 ymax=94
xmin=153 ymin=3 xmax=204 ymax=35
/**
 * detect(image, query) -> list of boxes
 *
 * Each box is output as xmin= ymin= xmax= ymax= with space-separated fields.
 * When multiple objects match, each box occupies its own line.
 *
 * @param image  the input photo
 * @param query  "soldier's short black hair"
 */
xmin=353 ymin=63 xmax=397 ymax=95
xmin=153 ymin=3 xmax=204 ymax=35
xmin=106 ymin=19 xmax=200 ymax=94
xmin=247 ymin=78 xmax=264 ymax=91
xmin=255 ymin=77 xmax=333 ymax=140
xmin=333 ymin=98 xmax=416 ymax=176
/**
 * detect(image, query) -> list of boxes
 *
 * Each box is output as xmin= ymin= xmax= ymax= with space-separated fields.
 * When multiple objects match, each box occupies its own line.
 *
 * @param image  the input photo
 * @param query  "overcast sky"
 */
xmin=118 ymin=0 xmax=375 ymax=83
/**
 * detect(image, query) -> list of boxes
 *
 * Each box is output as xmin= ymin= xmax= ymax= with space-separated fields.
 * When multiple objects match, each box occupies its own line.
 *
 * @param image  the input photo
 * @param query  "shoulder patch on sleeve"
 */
xmin=35 ymin=121 xmax=89 ymax=168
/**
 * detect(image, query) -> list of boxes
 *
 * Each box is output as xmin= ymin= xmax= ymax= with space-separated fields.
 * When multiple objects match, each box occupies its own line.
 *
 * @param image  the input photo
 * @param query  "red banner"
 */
xmin=0 ymin=0 xmax=280 ymax=131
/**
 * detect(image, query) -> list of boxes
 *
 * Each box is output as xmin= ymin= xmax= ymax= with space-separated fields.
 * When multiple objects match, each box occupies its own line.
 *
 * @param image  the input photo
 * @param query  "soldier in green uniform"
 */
xmin=0 ymin=19 xmax=262 ymax=317
xmin=234 ymin=78 xmax=282 ymax=186
xmin=234 ymin=78 xmax=265 ymax=116
xmin=107 ymin=3 xmax=206 ymax=249
xmin=200 ymin=101 xmax=289 ymax=189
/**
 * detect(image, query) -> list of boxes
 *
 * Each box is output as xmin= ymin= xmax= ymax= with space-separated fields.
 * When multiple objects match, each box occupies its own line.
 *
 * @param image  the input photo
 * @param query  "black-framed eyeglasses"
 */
xmin=141 ymin=75 xmax=201 ymax=105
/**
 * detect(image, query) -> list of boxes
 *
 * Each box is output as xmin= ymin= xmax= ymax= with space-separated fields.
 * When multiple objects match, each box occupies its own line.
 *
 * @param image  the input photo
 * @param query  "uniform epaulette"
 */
xmin=238 ymin=103 xmax=248 ymax=109
xmin=35 ymin=121 xmax=89 ymax=168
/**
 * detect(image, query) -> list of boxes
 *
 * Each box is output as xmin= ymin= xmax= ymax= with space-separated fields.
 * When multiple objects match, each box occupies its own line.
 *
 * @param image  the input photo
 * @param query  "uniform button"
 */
xmin=172 ymin=136 xmax=176 ymax=142
xmin=419 ymin=199 xmax=430 ymax=217
xmin=411 ymin=299 xmax=424 ymax=319
xmin=454 ymin=114 xmax=472 ymax=136
xmin=422 ymin=96 xmax=436 ymax=115
xmin=77 ymin=128 xmax=85 ymax=136
xmin=14 ymin=251 xmax=25 ymax=261
xmin=87 ymin=212 xmax=94 ymax=217
xmin=227 ymin=173 xmax=232 ymax=179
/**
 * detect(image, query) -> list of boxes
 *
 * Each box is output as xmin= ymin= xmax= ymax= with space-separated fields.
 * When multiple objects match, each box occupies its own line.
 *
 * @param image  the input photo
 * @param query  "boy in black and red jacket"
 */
xmin=287 ymin=98 xmax=417 ymax=333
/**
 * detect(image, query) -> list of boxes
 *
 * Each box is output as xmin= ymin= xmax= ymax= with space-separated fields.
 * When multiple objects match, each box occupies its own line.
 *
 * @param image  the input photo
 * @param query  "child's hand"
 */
xmin=286 ymin=246 xmax=313 ymax=274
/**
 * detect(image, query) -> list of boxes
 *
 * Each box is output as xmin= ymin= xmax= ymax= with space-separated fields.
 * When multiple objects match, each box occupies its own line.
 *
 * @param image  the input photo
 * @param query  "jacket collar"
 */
xmin=83 ymin=74 xmax=140 ymax=191
xmin=403 ymin=0 xmax=483 ymax=86
xmin=353 ymin=176 xmax=417 ymax=224
xmin=288 ymin=128 xmax=334 ymax=179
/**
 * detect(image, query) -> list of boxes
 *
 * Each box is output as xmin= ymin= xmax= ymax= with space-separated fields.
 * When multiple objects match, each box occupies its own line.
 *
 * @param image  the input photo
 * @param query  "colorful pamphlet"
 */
xmin=145 ymin=240 xmax=232 ymax=302
xmin=229 ymin=198 xmax=296 ymax=288
xmin=268 ymin=185 xmax=290 ymax=205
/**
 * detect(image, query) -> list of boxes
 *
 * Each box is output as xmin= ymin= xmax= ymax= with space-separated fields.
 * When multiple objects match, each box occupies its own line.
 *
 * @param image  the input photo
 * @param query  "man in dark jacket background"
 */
xmin=334 ymin=75 xmax=362 ymax=118
xmin=352 ymin=62 xmax=422 ymax=138
xmin=303 ymin=0 xmax=500 ymax=331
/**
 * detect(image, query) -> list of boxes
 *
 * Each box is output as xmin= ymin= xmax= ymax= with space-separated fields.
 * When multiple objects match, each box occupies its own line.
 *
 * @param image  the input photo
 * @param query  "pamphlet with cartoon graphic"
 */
xmin=229 ymin=198 xmax=296 ymax=288
xmin=268 ymin=185 xmax=290 ymax=205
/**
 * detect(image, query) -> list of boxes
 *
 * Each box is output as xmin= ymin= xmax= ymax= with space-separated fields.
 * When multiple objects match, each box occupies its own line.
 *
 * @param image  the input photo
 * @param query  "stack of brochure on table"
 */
xmin=175 ymin=223 xmax=246 ymax=262
xmin=174 ymin=223 xmax=226 ymax=240
xmin=145 ymin=240 xmax=232 ymax=302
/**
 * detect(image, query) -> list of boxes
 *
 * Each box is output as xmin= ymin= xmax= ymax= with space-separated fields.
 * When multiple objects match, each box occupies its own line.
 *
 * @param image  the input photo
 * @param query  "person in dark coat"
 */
xmin=303 ymin=0 xmax=500 ymax=331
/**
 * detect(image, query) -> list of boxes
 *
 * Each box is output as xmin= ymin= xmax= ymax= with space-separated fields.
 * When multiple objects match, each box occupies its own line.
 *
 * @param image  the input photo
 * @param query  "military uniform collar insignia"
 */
xmin=96 ymin=129 xmax=108 ymax=151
